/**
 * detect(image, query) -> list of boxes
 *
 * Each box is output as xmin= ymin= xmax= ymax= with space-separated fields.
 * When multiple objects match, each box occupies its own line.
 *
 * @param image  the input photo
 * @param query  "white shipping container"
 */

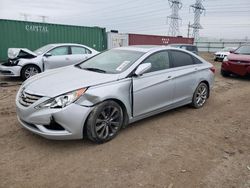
xmin=107 ymin=32 xmax=129 ymax=49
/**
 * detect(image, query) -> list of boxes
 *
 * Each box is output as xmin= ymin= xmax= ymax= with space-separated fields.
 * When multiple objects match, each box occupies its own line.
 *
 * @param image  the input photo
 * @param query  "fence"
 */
xmin=195 ymin=41 xmax=250 ymax=52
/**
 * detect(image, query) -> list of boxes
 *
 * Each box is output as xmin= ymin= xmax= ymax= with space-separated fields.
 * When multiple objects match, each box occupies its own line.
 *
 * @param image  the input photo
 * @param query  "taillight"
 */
xmin=210 ymin=66 xmax=215 ymax=73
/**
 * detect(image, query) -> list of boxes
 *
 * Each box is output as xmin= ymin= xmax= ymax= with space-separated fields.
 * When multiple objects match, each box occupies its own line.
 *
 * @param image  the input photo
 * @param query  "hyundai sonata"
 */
xmin=16 ymin=46 xmax=215 ymax=143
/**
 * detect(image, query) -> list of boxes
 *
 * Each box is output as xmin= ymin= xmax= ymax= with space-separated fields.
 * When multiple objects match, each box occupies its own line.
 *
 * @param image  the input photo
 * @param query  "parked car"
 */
xmin=214 ymin=47 xmax=237 ymax=61
xmin=221 ymin=44 xmax=250 ymax=77
xmin=169 ymin=44 xmax=198 ymax=55
xmin=0 ymin=43 xmax=99 ymax=80
xmin=16 ymin=46 xmax=215 ymax=143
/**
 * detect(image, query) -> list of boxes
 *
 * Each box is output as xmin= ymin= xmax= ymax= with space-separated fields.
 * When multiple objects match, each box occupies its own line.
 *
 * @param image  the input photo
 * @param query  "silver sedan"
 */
xmin=0 ymin=43 xmax=99 ymax=80
xmin=16 ymin=46 xmax=215 ymax=143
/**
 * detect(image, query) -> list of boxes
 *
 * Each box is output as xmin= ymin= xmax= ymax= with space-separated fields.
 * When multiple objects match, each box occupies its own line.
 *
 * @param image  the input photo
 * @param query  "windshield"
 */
xmin=234 ymin=45 xmax=250 ymax=55
xmin=78 ymin=49 xmax=144 ymax=74
xmin=34 ymin=44 xmax=54 ymax=55
xmin=221 ymin=47 xmax=235 ymax=52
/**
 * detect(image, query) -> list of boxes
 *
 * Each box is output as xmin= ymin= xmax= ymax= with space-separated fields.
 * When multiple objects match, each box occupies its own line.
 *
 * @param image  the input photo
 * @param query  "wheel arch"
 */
xmin=20 ymin=63 xmax=42 ymax=74
xmin=82 ymin=98 xmax=129 ymax=139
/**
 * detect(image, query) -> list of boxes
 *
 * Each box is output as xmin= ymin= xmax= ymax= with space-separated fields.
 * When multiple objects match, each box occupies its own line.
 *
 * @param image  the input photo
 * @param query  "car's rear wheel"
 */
xmin=221 ymin=69 xmax=230 ymax=77
xmin=86 ymin=100 xmax=123 ymax=143
xmin=191 ymin=82 xmax=209 ymax=109
xmin=21 ymin=65 xmax=40 ymax=80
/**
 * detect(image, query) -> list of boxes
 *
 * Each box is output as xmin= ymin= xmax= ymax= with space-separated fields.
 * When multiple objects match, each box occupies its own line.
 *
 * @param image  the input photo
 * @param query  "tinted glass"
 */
xmin=49 ymin=47 xmax=68 ymax=56
xmin=171 ymin=50 xmax=194 ymax=67
xmin=143 ymin=51 xmax=170 ymax=73
xmin=234 ymin=46 xmax=250 ymax=55
xmin=78 ymin=49 xmax=144 ymax=74
xmin=71 ymin=46 xmax=91 ymax=55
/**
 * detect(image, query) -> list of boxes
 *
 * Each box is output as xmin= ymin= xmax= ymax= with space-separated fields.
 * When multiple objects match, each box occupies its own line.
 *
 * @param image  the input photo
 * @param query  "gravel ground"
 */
xmin=0 ymin=53 xmax=249 ymax=188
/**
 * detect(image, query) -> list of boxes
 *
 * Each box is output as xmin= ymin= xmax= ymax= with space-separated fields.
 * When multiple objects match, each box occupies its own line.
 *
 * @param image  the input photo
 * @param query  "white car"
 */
xmin=0 ymin=43 xmax=99 ymax=80
xmin=214 ymin=47 xmax=237 ymax=62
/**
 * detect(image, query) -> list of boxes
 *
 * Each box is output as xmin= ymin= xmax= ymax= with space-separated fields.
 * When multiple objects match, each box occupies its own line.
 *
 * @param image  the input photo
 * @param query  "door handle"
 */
xmin=65 ymin=57 xmax=70 ymax=60
xmin=194 ymin=68 xmax=199 ymax=71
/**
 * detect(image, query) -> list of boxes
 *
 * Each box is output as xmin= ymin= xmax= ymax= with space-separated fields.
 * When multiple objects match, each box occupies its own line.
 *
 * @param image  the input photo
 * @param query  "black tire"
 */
xmin=86 ymin=100 xmax=123 ymax=144
xmin=221 ymin=69 xmax=230 ymax=77
xmin=21 ymin=65 xmax=40 ymax=80
xmin=191 ymin=82 xmax=209 ymax=109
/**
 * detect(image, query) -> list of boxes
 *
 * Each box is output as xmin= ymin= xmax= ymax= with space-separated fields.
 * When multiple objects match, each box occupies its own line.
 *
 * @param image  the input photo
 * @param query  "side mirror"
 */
xmin=229 ymin=50 xmax=235 ymax=54
xmin=135 ymin=63 xmax=151 ymax=76
xmin=44 ymin=52 xmax=52 ymax=57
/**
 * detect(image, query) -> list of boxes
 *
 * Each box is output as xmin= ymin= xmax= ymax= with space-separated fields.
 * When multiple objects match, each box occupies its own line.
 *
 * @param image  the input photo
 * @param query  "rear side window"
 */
xmin=143 ymin=51 xmax=170 ymax=73
xmin=71 ymin=46 xmax=91 ymax=55
xmin=170 ymin=50 xmax=195 ymax=67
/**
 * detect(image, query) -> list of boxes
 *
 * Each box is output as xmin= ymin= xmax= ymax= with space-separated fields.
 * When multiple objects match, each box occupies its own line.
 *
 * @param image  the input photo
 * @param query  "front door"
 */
xmin=43 ymin=46 xmax=70 ymax=70
xmin=133 ymin=51 xmax=175 ymax=117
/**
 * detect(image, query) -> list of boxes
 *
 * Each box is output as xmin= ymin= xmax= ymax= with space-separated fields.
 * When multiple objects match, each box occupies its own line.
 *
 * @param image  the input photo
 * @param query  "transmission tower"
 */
xmin=167 ymin=0 xmax=182 ymax=37
xmin=190 ymin=0 xmax=205 ymax=40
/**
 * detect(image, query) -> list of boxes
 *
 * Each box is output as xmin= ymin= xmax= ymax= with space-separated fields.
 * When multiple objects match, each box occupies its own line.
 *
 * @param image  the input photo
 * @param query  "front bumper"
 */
xmin=16 ymin=97 xmax=93 ymax=140
xmin=221 ymin=61 xmax=250 ymax=76
xmin=0 ymin=64 xmax=21 ymax=77
xmin=214 ymin=54 xmax=226 ymax=61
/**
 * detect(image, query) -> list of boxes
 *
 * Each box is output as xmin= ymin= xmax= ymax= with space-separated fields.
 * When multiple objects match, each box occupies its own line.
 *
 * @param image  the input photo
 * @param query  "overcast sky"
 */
xmin=0 ymin=0 xmax=250 ymax=39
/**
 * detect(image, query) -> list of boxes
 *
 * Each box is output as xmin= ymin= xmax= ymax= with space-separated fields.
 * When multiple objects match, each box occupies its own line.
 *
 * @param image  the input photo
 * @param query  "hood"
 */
xmin=8 ymin=48 xmax=37 ymax=59
xmin=215 ymin=51 xmax=230 ymax=55
xmin=23 ymin=66 xmax=120 ymax=97
xmin=227 ymin=53 xmax=250 ymax=62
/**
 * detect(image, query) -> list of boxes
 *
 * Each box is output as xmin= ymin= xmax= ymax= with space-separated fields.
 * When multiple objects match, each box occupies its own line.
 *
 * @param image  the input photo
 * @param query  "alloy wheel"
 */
xmin=195 ymin=84 xmax=208 ymax=107
xmin=24 ymin=67 xmax=39 ymax=79
xmin=95 ymin=105 xmax=122 ymax=140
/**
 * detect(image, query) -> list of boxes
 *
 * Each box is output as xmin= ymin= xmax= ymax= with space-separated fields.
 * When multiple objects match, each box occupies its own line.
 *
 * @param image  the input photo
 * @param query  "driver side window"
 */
xmin=143 ymin=51 xmax=170 ymax=73
xmin=49 ymin=46 xmax=69 ymax=56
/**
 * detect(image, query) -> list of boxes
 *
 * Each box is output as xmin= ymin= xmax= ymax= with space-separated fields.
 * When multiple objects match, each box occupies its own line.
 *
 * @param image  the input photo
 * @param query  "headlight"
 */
xmin=223 ymin=56 xmax=228 ymax=62
xmin=35 ymin=88 xmax=87 ymax=109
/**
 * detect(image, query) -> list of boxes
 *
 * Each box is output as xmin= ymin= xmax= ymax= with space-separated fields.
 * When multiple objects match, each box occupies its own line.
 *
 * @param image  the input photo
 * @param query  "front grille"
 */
xmin=19 ymin=90 xmax=42 ymax=107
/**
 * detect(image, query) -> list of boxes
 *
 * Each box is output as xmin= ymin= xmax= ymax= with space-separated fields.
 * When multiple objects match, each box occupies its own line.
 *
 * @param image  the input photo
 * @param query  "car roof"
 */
xmin=49 ymin=43 xmax=88 ymax=47
xmin=169 ymin=43 xmax=196 ymax=46
xmin=116 ymin=45 xmax=171 ymax=53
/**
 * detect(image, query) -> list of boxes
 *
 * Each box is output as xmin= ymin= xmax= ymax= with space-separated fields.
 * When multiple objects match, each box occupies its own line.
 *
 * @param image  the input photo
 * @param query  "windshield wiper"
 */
xmin=83 ymin=67 xmax=107 ymax=73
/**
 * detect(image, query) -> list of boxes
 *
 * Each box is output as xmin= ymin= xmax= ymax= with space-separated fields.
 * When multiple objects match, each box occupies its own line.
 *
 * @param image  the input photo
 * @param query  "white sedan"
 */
xmin=0 ymin=43 xmax=99 ymax=80
xmin=214 ymin=47 xmax=237 ymax=62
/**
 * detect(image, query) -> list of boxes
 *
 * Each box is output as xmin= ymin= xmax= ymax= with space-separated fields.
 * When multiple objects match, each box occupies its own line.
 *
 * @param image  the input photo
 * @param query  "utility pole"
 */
xmin=20 ymin=13 xmax=29 ymax=21
xmin=38 ymin=15 xmax=48 ymax=23
xmin=187 ymin=21 xmax=191 ymax=38
xmin=190 ymin=0 xmax=205 ymax=40
xmin=167 ymin=0 xmax=182 ymax=37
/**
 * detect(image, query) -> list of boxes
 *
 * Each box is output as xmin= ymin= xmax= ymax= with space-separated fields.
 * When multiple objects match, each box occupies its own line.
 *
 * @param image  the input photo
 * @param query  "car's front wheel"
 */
xmin=21 ymin=65 xmax=40 ymax=80
xmin=191 ymin=82 xmax=209 ymax=109
xmin=221 ymin=69 xmax=230 ymax=77
xmin=86 ymin=100 xmax=124 ymax=143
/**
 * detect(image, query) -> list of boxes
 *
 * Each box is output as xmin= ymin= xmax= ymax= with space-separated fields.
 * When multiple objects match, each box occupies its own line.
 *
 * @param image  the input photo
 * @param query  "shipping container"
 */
xmin=107 ymin=32 xmax=128 ymax=49
xmin=128 ymin=33 xmax=194 ymax=46
xmin=0 ymin=19 xmax=107 ymax=61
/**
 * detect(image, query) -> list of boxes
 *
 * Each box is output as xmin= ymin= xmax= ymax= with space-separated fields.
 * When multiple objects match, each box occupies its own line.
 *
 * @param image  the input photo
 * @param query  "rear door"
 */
xmin=43 ymin=46 xmax=71 ymax=70
xmin=132 ymin=51 xmax=175 ymax=117
xmin=69 ymin=46 xmax=93 ymax=64
xmin=168 ymin=50 xmax=200 ymax=104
